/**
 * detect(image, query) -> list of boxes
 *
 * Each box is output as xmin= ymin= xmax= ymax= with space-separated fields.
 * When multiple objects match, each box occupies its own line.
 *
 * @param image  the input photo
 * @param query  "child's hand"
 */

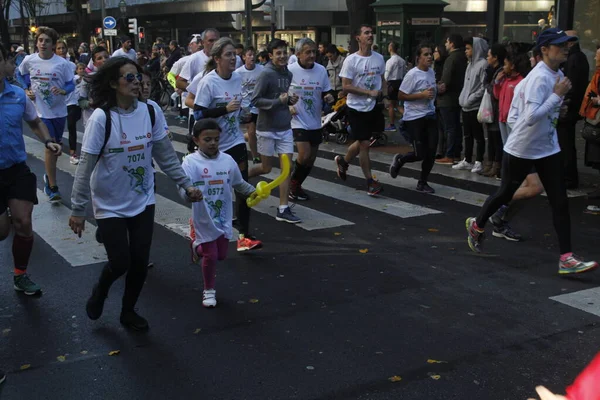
xmin=528 ymin=386 xmax=567 ymax=400
xmin=185 ymin=187 xmax=203 ymax=202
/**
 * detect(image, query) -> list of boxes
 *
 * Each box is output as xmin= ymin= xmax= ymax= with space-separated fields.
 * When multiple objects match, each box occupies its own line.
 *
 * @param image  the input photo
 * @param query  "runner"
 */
xmin=17 ymin=26 xmax=75 ymax=202
xmin=79 ymin=46 xmax=109 ymax=127
xmin=0 ymin=43 xmax=62 ymax=296
xmin=249 ymin=39 xmax=301 ymax=223
xmin=69 ymin=57 xmax=202 ymax=331
xmin=66 ymin=63 xmax=85 ymax=165
xmin=183 ymin=119 xmax=256 ymax=307
xmin=169 ymin=35 xmax=201 ymax=122
xmin=384 ymin=41 xmax=406 ymax=131
xmin=333 ymin=24 xmax=385 ymax=196
xmin=288 ymin=38 xmax=334 ymax=201
xmin=235 ymin=46 xmax=264 ymax=164
xmin=388 ymin=44 xmax=439 ymax=193
xmin=465 ymin=28 xmax=598 ymax=275
xmin=194 ymin=37 xmax=262 ymax=251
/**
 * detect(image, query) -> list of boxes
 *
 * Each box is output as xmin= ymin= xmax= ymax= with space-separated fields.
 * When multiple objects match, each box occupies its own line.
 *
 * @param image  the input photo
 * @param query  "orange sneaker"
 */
xmin=435 ymin=157 xmax=454 ymax=165
xmin=237 ymin=235 xmax=263 ymax=252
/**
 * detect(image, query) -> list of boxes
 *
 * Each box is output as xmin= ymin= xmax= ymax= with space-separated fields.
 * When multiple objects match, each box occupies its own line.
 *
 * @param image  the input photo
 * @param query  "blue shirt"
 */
xmin=0 ymin=79 xmax=36 ymax=169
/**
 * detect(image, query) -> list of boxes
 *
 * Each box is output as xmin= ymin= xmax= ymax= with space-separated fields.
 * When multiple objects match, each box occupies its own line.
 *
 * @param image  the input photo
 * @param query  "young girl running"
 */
xmin=181 ymin=119 xmax=256 ymax=308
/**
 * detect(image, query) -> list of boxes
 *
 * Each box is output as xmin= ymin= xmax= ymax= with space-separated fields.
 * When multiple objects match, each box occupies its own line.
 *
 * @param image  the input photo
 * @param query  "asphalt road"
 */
xmin=1 ymin=113 xmax=599 ymax=400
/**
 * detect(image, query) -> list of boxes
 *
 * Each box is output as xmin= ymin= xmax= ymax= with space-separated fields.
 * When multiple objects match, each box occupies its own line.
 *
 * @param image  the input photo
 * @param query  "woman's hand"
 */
xmin=26 ymin=89 xmax=35 ymax=100
xmin=69 ymin=216 xmax=86 ymax=238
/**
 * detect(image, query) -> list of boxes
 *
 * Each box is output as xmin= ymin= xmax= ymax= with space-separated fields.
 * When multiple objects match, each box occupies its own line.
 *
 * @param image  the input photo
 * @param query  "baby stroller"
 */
xmin=321 ymin=97 xmax=350 ymax=144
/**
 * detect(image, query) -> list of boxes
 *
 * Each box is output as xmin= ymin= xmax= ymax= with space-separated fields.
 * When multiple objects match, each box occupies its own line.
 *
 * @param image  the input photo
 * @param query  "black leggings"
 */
xmin=67 ymin=105 xmax=82 ymax=154
xmin=225 ymin=143 xmax=251 ymax=236
xmin=476 ymin=152 xmax=571 ymax=254
xmin=401 ymin=115 xmax=438 ymax=183
xmin=486 ymin=125 xmax=503 ymax=163
xmin=462 ymin=110 xmax=485 ymax=163
xmin=95 ymin=205 xmax=155 ymax=311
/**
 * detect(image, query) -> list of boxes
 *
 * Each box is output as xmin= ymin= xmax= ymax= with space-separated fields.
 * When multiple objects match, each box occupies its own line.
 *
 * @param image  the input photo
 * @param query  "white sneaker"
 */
xmin=202 ymin=289 xmax=217 ymax=308
xmin=70 ymin=155 xmax=80 ymax=165
xmin=452 ymin=159 xmax=473 ymax=170
xmin=471 ymin=161 xmax=483 ymax=173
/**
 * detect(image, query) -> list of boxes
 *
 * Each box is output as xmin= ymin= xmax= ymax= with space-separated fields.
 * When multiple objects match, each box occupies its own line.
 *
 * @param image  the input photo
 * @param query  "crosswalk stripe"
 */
xmin=32 ymin=189 xmax=108 ymax=267
xmin=550 ymin=288 xmax=600 ymax=318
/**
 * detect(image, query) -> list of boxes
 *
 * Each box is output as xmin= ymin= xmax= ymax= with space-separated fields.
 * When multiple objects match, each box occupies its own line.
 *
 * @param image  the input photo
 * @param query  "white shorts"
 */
xmin=256 ymin=129 xmax=294 ymax=157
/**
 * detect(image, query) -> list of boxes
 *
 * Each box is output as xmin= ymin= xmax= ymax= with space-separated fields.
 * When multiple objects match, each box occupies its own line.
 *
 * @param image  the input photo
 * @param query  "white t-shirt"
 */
xmin=399 ymin=67 xmax=436 ymax=121
xmin=112 ymin=48 xmax=137 ymax=61
xmin=504 ymin=62 xmax=563 ymax=160
xmin=288 ymin=62 xmax=331 ymax=130
xmin=179 ymin=50 xmax=210 ymax=82
xmin=235 ymin=64 xmax=264 ymax=115
xmin=18 ymin=53 xmax=75 ymax=118
xmin=170 ymin=55 xmax=192 ymax=110
xmin=385 ymin=54 xmax=407 ymax=81
xmin=194 ymin=70 xmax=245 ymax=152
xmin=288 ymin=54 xmax=298 ymax=65
xmin=81 ymin=103 xmax=168 ymax=219
xmin=147 ymin=99 xmax=170 ymax=139
xmin=66 ymin=75 xmax=83 ymax=106
xmin=339 ymin=51 xmax=385 ymax=112
xmin=182 ymin=151 xmax=251 ymax=244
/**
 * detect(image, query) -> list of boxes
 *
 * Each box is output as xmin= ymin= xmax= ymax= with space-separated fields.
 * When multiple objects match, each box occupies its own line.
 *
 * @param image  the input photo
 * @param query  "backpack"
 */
xmin=96 ymin=102 xmax=156 ymax=164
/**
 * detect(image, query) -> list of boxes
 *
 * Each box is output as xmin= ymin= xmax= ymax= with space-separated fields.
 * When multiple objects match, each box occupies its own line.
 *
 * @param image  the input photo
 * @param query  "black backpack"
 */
xmin=96 ymin=102 xmax=156 ymax=164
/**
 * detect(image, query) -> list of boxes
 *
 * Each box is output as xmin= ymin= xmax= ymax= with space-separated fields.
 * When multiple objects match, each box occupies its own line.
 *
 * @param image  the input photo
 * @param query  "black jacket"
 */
xmin=166 ymin=48 xmax=182 ymax=70
xmin=561 ymin=43 xmax=590 ymax=121
xmin=437 ymin=49 xmax=468 ymax=108
xmin=484 ymin=64 xmax=503 ymax=129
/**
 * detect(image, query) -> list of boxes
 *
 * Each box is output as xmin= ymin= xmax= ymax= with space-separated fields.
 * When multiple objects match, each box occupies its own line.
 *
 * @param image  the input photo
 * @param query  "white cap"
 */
xmin=189 ymin=34 xmax=202 ymax=44
xmin=16 ymin=46 xmax=24 ymax=52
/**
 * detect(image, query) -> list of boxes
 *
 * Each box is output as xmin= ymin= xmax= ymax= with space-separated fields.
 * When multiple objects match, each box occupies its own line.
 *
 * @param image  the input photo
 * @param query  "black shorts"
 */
xmin=225 ymin=143 xmax=248 ymax=165
xmin=387 ymin=80 xmax=402 ymax=101
xmin=293 ymin=128 xmax=323 ymax=146
xmin=0 ymin=163 xmax=38 ymax=214
xmin=347 ymin=105 xmax=385 ymax=141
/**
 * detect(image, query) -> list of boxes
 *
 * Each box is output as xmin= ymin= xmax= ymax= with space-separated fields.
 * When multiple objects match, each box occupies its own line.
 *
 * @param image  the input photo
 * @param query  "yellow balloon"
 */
xmin=247 ymin=154 xmax=291 ymax=207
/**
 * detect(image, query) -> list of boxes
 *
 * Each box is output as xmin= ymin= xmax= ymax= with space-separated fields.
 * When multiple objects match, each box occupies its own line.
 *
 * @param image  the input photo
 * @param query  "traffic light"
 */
xmin=95 ymin=27 xmax=102 ymax=36
xmin=128 ymin=18 xmax=138 ymax=35
xmin=231 ymin=13 xmax=243 ymax=30
xmin=29 ymin=25 xmax=37 ymax=34
xmin=138 ymin=27 xmax=145 ymax=44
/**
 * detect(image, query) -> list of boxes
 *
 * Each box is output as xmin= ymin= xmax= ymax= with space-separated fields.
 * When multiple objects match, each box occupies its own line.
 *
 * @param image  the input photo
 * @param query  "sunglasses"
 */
xmin=120 ymin=73 xmax=143 ymax=83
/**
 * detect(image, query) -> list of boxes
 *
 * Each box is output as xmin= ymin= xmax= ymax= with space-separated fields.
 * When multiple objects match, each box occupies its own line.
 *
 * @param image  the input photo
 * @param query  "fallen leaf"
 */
xmin=108 ymin=350 xmax=121 ymax=356
xmin=249 ymin=299 xmax=259 ymax=304
xmin=449 ymin=196 xmax=456 ymax=201
xmin=428 ymin=228 xmax=439 ymax=232
xmin=427 ymin=359 xmax=447 ymax=364
xmin=359 ymin=248 xmax=369 ymax=254
xmin=306 ymin=365 xmax=315 ymax=370
xmin=56 ymin=355 xmax=66 ymax=362
xmin=334 ymin=232 xmax=342 ymax=236
xmin=20 ymin=364 xmax=31 ymax=370
xmin=80 ymin=351 xmax=88 ymax=355
xmin=194 ymin=328 xmax=202 ymax=334
xmin=388 ymin=375 xmax=402 ymax=382
xmin=430 ymin=375 xmax=441 ymax=380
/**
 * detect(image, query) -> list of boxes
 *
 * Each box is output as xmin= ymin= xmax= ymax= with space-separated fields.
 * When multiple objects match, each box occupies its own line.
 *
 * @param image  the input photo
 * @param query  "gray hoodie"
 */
xmin=458 ymin=37 xmax=489 ymax=112
xmin=251 ymin=62 xmax=293 ymax=132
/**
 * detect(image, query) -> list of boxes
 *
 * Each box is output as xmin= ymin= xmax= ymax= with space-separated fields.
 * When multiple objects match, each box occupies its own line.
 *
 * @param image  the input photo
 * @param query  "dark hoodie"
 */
xmin=251 ymin=62 xmax=293 ymax=132
xmin=561 ymin=42 xmax=590 ymax=121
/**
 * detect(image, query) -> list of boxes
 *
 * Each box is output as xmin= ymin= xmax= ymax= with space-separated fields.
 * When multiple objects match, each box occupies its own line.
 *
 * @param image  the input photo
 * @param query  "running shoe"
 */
xmin=334 ymin=155 xmax=348 ymax=181
xmin=558 ymin=255 xmax=599 ymax=275
xmin=465 ymin=217 xmax=485 ymax=253
xmin=384 ymin=124 xmax=397 ymax=132
xmin=276 ymin=206 xmax=302 ymax=224
xmin=389 ymin=153 xmax=404 ymax=179
xmin=237 ymin=235 xmax=262 ymax=252
xmin=435 ymin=157 xmax=454 ymax=165
xmin=86 ymin=284 xmax=107 ymax=320
xmin=452 ymin=159 xmax=474 ymax=171
xmin=489 ymin=215 xmax=522 ymax=242
xmin=471 ymin=161 xmax=483 ymax=173
xmin=416 ymin=181 xmax=435 ymax=193
xmin=43 ymin=174 xmax=62 ymax=202
xmin=202 ymin=289 xmax=217 ymax=308
xmin=289 ymin=181 xmax=309 ymax=201
xmin=70 ymin=154 xmax=80 ymax=165
xmin=120 ymin=310 xmax=149 ymax=331
xmin=367 ymin=180 xmax=383 ymax=196
xmin=14 ymin=273 xmax=41 ymax=295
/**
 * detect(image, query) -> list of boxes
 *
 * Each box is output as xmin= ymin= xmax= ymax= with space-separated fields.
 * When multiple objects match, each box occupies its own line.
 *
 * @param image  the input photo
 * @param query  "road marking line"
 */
xmin=550 ymin=288 xmax=600 ymax=318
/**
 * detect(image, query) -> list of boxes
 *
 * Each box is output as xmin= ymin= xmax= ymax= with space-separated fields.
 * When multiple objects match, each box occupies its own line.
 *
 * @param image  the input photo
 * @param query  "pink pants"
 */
xmin=196 ymin=235 xmax=228 ymax=289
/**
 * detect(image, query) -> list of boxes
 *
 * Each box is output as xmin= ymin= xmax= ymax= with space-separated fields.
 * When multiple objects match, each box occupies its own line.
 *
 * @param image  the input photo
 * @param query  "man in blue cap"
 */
xmin=465 ymin=28 xmax=599 ymax=275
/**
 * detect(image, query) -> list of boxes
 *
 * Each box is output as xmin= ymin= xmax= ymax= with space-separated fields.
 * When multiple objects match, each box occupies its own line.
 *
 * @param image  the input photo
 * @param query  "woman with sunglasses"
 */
xmin=69 ymin=57 xmax=202 ymax=331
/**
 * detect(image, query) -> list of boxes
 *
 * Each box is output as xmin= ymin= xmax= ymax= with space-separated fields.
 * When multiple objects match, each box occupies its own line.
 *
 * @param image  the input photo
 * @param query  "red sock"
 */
xmin=13 ymin=234 xmax=33 ymax=275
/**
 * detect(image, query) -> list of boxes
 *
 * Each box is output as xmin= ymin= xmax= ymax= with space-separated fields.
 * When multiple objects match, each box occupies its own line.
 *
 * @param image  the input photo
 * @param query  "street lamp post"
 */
xmin=119 ymin=0 xmax=127 ymax=17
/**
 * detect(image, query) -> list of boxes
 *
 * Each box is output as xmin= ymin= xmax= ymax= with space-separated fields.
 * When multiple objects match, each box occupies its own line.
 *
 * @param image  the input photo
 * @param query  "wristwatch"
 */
xmin=44 ymin=139 xmax=55 ymax=149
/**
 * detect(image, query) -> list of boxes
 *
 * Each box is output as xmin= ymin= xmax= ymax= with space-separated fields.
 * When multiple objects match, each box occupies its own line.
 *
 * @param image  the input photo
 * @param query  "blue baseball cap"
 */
xmin=536 ymin=28 xmax=578 ymax=49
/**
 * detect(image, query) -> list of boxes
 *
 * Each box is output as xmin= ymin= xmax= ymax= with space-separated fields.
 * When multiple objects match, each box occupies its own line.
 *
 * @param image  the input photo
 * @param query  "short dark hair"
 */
xmin=415 ymin=43 xmax=433 ymax=58
xmin=170 ymin=40 xmax=178 ymax=47
xmin=244 ymin=46 xmax=256 ymax=54
xmin=268 ymin=39 xmax=288 ymax=54
xmin=92 ymin=46 xmax=108 ymax=61
xmin=257 ymin=50 xmax=269 ymax=60
xmin=354 ymin=24 xmax=372 ymax=37
xmin=447 ymin=33 xmax=464 ymax=49
xmin=234 ymin=43 xmax=244 ymax=50
xmin=35 ymin=26 xmax=59 ymax=44
xmin=389 ymin=41 xmax=399 ymax=53
xmin=325 ymin=44 xmax=339 ymax=55
xmin=189 ymin=118 xmax=222 ymax=153
xmin=489 ymin=43 xmax=507 ymax=65
xmin=464 ymin=37 xmax=473 ymax=47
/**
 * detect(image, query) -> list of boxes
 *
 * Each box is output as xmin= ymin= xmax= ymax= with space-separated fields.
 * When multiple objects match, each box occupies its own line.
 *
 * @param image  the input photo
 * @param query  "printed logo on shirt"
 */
xmin=121 ymin=140 xmax=131 ymax=145
xmin=193 ymin=180 xmax=205 ymax=186
xmin=122 ymin=133 xmax=127 ymax=139
xmin=135 ymin=134 xmax=150 ymax=140
xmin=208 ymin=179 xmax=224 ymax=185
xmin=216 ymin=171 xmax=228 ymax=176
xmin=128 ymin=145 xmax=144 ymax=152
xmin=108 ymin=147 xmax=124 ymax=153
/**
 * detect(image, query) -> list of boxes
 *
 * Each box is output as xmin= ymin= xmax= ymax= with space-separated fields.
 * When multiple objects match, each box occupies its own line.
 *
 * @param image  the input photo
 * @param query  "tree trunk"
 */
xmin=19 ymin=0 xmax=28 ymax=50
xmin=0 ymin=3 xmax=10 ymax=49
xmin=346 ymin=0 xmax=376 ymax=53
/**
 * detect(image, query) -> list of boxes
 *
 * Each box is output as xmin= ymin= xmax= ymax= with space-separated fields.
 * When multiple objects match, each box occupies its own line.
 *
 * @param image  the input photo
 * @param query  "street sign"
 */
xmin=103 ymin=16 xmax=117 ymax=29
xmin=104 ymin=29 xmax=117 ymax=36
